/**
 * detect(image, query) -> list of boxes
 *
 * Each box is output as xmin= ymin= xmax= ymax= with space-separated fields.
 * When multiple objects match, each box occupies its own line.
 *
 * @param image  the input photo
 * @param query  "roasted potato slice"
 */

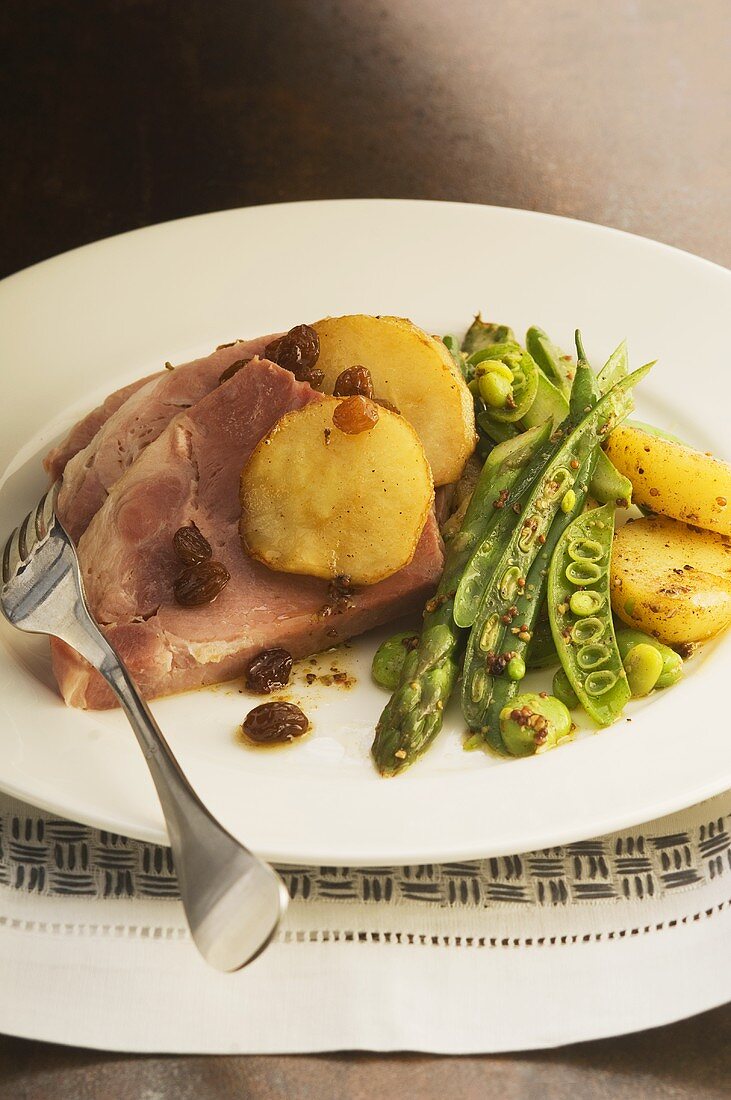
xmin=611 ymin=515 xmax=731 ymax=644
xmin=240 ymin=396 xmax=433 ymax=585
xmin=312 ymin=315 xmax=476 ymax=486
xmin=605 ymin=425 xmax=731 ymax=536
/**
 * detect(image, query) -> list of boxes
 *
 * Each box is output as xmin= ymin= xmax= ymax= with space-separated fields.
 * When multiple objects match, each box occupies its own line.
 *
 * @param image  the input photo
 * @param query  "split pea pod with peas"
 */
xmin=548 ymin=502 xmax=630 ymax=726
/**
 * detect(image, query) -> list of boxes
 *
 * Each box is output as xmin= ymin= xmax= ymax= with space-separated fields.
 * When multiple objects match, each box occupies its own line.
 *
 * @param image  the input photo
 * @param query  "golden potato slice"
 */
xmin=611 ymin=515 xmax=731 ymax=644
xmin=240 ymin=396 xmax=433 ymax=585
xmin=312 ymin=315 xmax=476 ymax=486
xmin=605 ymin=425 xmax=731 ymax=536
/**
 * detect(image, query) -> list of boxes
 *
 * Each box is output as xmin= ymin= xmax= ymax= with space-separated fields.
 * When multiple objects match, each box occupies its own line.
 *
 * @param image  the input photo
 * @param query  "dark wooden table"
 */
xmin=1 ymin=1 xmax=729 ymax=1095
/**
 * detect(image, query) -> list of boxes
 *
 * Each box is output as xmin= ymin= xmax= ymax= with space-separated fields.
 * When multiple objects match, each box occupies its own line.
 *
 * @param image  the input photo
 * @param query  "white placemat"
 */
xmin=0 ymin=789 xmax=729 ymax=1053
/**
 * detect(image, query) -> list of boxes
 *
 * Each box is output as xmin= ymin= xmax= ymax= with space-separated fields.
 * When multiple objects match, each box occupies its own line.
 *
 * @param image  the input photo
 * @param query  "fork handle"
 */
xmin=60 ymin=613 xmax=213 ymax=843
xmin=58 ymin=608 xmax=287 ymax=970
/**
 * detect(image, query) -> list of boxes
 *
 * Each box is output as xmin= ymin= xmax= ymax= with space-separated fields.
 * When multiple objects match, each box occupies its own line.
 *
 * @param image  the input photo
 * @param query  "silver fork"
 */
xmin=0 ymin=483 xmax=287 ymax=971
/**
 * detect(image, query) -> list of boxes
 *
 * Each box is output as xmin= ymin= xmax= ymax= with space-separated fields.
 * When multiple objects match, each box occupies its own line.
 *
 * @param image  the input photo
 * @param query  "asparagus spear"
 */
xmin=371 ymin=422 xmax=552 ymax=777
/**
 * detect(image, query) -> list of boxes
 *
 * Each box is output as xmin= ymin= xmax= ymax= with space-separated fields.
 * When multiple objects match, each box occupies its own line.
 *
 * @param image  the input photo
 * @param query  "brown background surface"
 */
xmin=1 ymin=0 xmax=729 ymax=1096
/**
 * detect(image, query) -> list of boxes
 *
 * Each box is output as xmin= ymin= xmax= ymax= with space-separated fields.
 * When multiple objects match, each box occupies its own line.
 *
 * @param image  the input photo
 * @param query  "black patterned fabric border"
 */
xmin=0 ymin=797 xmax=729 ymax=907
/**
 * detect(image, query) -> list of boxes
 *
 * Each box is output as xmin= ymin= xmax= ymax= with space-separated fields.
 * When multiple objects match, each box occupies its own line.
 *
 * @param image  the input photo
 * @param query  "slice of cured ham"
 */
xmin=52 ymin=359 xmax=444 ymax=708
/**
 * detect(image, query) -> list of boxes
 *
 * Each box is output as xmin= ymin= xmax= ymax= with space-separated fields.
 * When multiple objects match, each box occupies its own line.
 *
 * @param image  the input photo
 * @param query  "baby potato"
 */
xmin=605 ymin=424 xmax=731 ymax=536
xmin=240 ymin=396 xmax=433 ymax=585
xmin=312 ymin=314 xmax=476 ymax=486
xmin=611 ymin=515 xmax=731 ymax=644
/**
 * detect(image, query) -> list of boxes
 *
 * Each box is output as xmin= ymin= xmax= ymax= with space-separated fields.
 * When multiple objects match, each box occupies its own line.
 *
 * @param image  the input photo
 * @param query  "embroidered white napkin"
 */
xmin=0 ymin=790 xmax=728 ymax=1053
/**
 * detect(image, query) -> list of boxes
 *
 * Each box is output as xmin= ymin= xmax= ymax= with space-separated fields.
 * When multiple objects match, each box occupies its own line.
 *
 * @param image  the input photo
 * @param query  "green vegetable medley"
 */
xmin=371 ymin=316 xmax=682 ymax=776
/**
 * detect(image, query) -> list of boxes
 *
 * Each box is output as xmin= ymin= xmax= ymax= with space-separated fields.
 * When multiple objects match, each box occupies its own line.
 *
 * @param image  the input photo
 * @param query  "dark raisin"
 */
xmin=265 ymin=324 xmax=320 ymax=381
xmin=333 ymin=366 xmax=374 ymax=399
xmin=242 ymin=701 xmax=309 ymax=745
xmin=173 ymin=524 xmax=212 ymax=565
xmin=218 ymin=358 xmax=251 ymax=385
xmin=174 ymin=560 xmax=230 ymax=606
xmin=245 ymin=648 xmax=293 ymax=693
xmin=264 ymin=335 xmax=282 ymax=361
xmin=332 ymin=395 xmax=379 ymax=435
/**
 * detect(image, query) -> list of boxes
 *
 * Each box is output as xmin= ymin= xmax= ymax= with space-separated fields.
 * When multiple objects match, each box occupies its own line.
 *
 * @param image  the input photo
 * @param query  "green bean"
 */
xmin=623 ymin=643 xmax=664 ymax=697
xmin=615 ymin=628 xmax=684 ymax=689
xmin=460 ymin=362 xmax=651 ymax=737
xmin=548 ymin=503 xmax=630 ymax=726
xmin=499 ymin=692 xmax=574 ymax=757
xmin=371 ymin=421 xmax=552 ymax=776
xmin=371 ymin=632 xmax=420 ymax=691
xmin=570 ymin=331 xmax=601 ymax=414
xmin=525 ymin=326 xmax=575 ymax=398
xmin=553 ymin=667 xmax=579 ymax=709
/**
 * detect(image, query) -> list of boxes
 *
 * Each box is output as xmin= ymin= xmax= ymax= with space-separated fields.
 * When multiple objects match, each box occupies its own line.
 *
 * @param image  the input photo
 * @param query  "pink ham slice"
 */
xmin=51 ymin=359 xmax=444 ymax=709
xmin=44 ymin=373 xmax=163 ymax=481
xmin=55 ymin=334 xmax=280 ymax=543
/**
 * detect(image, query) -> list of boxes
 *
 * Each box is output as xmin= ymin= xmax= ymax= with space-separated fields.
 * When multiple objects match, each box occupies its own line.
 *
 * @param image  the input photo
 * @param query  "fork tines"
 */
xmin=2 ymin=484 xmax=59 ymax=584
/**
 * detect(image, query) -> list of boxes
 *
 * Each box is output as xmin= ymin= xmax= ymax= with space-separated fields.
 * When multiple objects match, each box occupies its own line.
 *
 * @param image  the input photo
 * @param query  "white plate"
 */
xmin=0 ymin=200 xmax=729 ymax=866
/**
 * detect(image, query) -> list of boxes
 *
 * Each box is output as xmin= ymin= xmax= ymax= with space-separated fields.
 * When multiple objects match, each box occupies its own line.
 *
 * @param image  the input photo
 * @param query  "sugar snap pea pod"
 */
xmin=591 ymin=450 xmax=633 ymax=507
xmin=371 ymin=421 xmax=552 ymax=777
xmin=454 ymin=424 xmax=561 ymax=628
xmin=460 ymin=363 xmax=651 ymax=733
xmin=597 ymin=339 xmax=628 ymax=393
xmin=468 ymin=343 xmax=539 ymax=424
xmin=553 ymin=667 xmax=579 ymax=709
xmin=548 ymin=503 xmax=630 ymax=726
xmin=526 ymin=326 xmax=575 ymax=398
xmin=462 ymin=315 xmax=516 ymax=358
xmin=476 ymin=448 xmax=597 ymax=751
xmin=522 ymin=372 xmax=569 ymax=432
xmin=614 ymin=627 xmax=684 ymax=689
xmin=526 ymin=612 xmax=559 ymax=669
xmin=572 ymin=333 xmax=634 ymax=506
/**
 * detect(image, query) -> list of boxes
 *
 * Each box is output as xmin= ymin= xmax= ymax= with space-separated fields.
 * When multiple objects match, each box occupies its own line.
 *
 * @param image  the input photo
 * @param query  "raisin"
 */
xmin=265 ymin=324 xmax=320 ymax=381
xmin=218 ymin=358 xmax=250 ymax=385
xmin=173 ymin=560 xmax=230 ymax=606
xmin=245 ymin=648 xmax=293 ymax=693
xmin=333 ymin=365 xmax=374 ymax=399
xmin=264 ymin=335 xmax=282 ymax=360
xmin=332 ymin=395 xmax=379 ymax=435
xmin=173 ymin=524 xmax=212 ymax=565
xmin=242 ymin=701 xmax=310 ymax=745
